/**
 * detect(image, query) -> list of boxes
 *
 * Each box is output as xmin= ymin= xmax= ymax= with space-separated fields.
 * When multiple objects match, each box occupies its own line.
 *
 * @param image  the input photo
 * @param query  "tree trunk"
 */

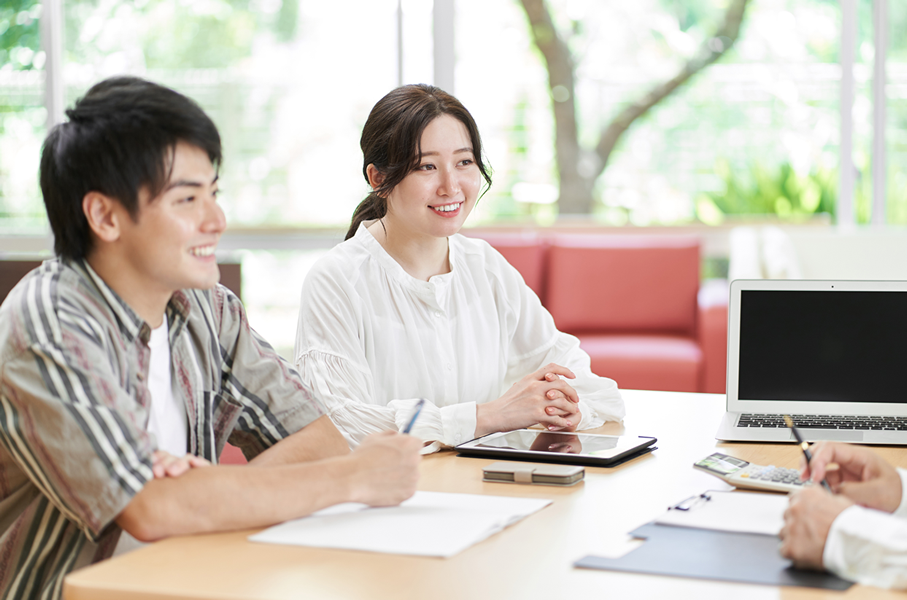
xmin=518 ymin=0 xmax=751 ymax=215
xmin=518 ymin=0 xmax=594 ymax=214
xmin=593 ymin=0 xmax=750 ymax=180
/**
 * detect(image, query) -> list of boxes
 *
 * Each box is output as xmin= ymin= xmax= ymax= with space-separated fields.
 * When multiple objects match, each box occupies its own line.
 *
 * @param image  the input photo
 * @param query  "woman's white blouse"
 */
xmin=294 ymin=223 xmax=625 ymax=450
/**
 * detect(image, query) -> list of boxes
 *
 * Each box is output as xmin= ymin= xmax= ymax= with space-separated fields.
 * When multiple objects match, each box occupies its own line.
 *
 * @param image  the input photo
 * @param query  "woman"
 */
xmin=295 ymin=84 xmax=624 ymax=450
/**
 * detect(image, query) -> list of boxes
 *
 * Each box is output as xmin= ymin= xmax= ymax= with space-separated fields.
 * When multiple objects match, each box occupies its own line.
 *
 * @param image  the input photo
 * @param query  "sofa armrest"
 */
xmin=697 ymin=278 xmax=728 ymax=394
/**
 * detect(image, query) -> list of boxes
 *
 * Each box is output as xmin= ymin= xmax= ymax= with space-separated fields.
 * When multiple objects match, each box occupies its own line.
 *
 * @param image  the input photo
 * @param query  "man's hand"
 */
xmin=348 ymin=431 xmax=422 ymax=507
xmin=475 ymin=363 xmax=581 ymax=438
xmin=779 ymin=486 xmax=854 ymax=569
xmin=802 ymin=441 xmax=902 ymax=513
xmin=151 ymin=450 xmax=211 ymax=479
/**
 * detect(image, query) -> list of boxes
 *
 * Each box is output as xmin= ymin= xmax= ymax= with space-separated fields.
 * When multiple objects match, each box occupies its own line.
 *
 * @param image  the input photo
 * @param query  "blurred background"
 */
xmin=1 ymin=0 xmax=903 ymax=358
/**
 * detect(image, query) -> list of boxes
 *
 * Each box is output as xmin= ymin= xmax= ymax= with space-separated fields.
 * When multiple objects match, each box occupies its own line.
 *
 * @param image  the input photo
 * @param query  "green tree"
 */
xmin=0 ymin=0 xmax=41 ymax=69
xmin=63 ymin=0 xmax=298 ymax=70
xmin=517 ymin=0 xmax=750 ymax=215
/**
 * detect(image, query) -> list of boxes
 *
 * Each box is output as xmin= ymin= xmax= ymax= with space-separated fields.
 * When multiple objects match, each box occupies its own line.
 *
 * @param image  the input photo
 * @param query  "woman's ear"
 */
xmin=366 ymin=164 xmax=385 ymax=193
xmin=82 ymin=191 xmax=123 ymax=244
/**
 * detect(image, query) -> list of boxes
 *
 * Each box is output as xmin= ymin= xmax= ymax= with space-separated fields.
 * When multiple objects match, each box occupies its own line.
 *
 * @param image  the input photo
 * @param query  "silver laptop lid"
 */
xmin=727 ymin=279 xmax=907 ymax=417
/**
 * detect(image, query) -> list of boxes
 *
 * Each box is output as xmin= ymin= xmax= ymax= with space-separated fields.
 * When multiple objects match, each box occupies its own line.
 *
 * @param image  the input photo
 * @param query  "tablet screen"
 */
xmin=473 ymin=430 xmax=646 ymax=459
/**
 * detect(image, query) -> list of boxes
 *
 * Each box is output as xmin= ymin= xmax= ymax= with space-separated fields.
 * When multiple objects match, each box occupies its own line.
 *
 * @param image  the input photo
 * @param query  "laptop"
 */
xmin=716 ymin=279 xmax=907 ymax=444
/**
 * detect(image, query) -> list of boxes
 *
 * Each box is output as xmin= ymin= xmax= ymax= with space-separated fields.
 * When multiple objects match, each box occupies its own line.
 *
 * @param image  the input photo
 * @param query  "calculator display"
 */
xmin=695 ymin=453 xmax=748 ymax=475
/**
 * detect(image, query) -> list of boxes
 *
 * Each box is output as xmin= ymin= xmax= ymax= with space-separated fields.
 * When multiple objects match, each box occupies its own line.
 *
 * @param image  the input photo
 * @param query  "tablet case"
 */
xmin=575 ymin=522 xmax=854 ymax=590
xmin=483 ymin=462 xmax=584 ymax=486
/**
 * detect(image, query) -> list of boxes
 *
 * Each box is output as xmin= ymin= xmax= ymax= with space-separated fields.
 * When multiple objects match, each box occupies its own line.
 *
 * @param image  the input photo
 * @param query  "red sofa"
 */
xmin=467 ymin=231 xmax=728 ymax=394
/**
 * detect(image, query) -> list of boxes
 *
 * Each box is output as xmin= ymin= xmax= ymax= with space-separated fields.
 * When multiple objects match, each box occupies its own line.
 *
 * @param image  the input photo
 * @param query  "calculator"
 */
xmin=693 ymin=452 xmax=807 ymax=493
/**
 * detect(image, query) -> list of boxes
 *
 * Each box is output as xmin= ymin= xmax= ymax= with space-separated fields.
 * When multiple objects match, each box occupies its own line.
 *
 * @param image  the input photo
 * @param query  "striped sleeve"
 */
xmin=0 ymin=275 xmax=154 ymax=541
xmin=192 ymin=286 xmax=325 ymax=458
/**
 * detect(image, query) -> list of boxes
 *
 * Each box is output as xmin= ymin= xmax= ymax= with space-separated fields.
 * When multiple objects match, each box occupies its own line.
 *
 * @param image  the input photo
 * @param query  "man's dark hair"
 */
xmin=40 ymin=76 xmax=222 ymax=261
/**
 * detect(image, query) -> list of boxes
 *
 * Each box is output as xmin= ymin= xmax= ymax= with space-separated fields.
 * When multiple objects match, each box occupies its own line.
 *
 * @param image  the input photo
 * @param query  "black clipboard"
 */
xmin=575 ymin=522 xmax=854 ymax=590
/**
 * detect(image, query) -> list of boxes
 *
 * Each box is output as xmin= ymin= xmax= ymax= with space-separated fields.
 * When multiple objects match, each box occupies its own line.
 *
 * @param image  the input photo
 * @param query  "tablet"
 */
xmin=455 ymin=430 xmax=657 ymax=467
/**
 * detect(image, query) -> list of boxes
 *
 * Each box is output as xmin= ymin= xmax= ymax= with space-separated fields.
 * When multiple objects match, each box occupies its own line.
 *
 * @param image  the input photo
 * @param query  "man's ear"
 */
xmin=82 ymin=192 xmax=123 ymax=244
xmin=365 ymin=164 xmax=386 ymax=194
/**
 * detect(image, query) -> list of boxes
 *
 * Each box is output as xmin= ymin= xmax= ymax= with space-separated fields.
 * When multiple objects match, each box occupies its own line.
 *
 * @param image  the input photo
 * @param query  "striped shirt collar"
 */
xmin=78 ymin=259 xmax=191 ymax=344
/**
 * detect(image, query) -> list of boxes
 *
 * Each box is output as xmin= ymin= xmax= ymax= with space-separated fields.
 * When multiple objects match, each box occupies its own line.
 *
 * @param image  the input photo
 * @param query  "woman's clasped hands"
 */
xmin=475 ymin=363 xmax=581 ymax=438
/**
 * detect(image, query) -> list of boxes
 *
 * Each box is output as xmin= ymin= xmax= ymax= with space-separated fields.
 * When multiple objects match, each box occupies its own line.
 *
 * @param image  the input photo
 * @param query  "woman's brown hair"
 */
xmin=345 ymin=84 xmax=493 ymax=240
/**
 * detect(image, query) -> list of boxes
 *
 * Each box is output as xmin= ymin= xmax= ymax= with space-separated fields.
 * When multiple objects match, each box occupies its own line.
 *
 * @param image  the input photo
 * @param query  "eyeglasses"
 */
xmin=671 ymin=492 xmax=712 ymax=512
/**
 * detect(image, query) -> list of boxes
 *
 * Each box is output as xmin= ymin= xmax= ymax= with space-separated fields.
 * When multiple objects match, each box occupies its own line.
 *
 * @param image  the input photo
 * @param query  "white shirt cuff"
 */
xmin=893 ymin=469 xmax=907 ymax=518
xmin=823 ymin=505 xmax=862 ymax=575
xmin=576 ymin=399 xmax=605 ymax=430
xmin=440 ymin=402 xmax=478 ymax=447
xmin=822 ymin=503 xmax=907 ymax=588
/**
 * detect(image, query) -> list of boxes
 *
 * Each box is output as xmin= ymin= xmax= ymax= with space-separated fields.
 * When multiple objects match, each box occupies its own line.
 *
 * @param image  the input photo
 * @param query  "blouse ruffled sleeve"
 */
xmin=295 ymin=256 xmax=471 ymax=451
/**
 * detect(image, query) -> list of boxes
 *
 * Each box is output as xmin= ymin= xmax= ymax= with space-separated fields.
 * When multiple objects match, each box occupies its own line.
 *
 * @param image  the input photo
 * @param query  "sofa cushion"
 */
xmin=577 ymin=333 xmax=703 ymax=393
xmin=220 ymin=443 xmax=248 ymax=465
xmin=546 ymin=235 xmax=700 ymax=334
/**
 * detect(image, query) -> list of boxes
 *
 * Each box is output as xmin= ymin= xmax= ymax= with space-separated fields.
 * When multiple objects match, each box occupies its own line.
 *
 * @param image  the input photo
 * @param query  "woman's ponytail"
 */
xmin=345 ymin=192 xmax=386 ymax=240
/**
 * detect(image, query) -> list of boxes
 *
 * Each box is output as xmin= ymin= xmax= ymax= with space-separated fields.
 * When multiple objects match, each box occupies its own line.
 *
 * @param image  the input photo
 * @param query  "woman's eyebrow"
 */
xmin=420 ymin=148 xmax=474 ymax=157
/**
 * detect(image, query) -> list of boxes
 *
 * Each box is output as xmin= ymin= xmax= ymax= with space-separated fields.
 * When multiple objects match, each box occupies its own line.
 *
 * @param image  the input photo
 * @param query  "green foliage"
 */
xmin=274 ymin=0 xmax=297 ymax=43
xmin=141 ymin=10 xmax=258 ymax=69
xmin=888 ymin=0 xmax=907 ymax=61
xmin=0 ymin=0 xmax=41 ymax=69
xmin=60 ymin=0 xmax=298 ymax=70
xmin=658 ymin=0 xmax=724 ymax=34
xmin=696 ymin=159 xmax=837 ymax=223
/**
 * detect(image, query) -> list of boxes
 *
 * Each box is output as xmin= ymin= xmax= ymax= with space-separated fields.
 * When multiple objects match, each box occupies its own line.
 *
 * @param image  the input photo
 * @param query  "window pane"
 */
xmin=0 ymin=0 xmax=46 ymax=231
xmin=63 ymin=0 xmax=402 ymax=228
xmin=457 ymin=0 xmax=844 ymax=226
xmin=887 ymin=0 xmax=907 ymax=224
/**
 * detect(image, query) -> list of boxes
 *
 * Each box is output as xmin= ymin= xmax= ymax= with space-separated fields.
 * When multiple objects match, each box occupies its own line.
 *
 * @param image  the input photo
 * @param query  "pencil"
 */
xmin=783 ymin=415 xmax=833 ymax=492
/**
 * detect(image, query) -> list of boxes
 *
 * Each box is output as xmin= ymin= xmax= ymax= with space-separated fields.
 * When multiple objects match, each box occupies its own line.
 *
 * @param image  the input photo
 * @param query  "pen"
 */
xmin=402 ymin=399 xmax=426 ymax=434
xmin=783 ymin=415 xmax=833 ymax=492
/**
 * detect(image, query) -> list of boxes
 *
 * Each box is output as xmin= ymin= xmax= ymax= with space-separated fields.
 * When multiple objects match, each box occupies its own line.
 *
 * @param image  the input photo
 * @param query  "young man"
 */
xmin=780 ymin=441 xmax=907 ymax=588
xmin=0 ymin=76 xmax=422 ymax=599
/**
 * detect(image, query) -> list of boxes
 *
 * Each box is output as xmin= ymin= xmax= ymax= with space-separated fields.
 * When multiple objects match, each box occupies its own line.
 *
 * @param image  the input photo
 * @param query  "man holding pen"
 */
xmin=0 ymin=76 xmax=422 ymax=599
xmin=780 ymin=441 xmax=907 ymax=588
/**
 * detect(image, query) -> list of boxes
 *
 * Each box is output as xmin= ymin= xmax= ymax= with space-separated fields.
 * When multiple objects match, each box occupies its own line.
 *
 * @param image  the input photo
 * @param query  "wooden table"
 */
xmin=64 ymin=390 xmax=907 ymax=599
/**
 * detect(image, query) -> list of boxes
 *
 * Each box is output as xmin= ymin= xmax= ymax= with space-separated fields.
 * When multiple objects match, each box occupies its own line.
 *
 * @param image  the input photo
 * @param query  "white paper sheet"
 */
xmin=655 ymin=490 xmax=787 ymax=536
xmin=249 ymin=491 xmax=552 ymax=558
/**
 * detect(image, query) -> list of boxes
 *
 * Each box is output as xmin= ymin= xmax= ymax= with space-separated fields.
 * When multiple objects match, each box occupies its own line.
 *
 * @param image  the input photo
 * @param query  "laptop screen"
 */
xmin=738 ymin=290 xmax=907 ymax=403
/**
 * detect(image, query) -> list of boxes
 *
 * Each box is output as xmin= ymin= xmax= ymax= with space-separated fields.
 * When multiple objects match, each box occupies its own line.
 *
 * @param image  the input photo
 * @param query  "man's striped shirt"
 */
xmin=0 ymin=259 xmax=324 ymax=599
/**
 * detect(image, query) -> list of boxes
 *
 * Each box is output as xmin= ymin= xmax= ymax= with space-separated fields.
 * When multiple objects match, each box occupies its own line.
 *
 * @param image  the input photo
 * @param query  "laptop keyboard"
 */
xmin=737 ymin=414 xmax=907 ymax=431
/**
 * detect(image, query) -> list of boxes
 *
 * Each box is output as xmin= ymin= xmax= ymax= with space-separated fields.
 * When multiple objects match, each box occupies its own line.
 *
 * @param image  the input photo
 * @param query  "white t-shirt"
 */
xmin=114 ymin=315 xmax=188 ymax=556
xmin=294 ymin=222 xmax=625 ymax=451
xmin=146 ymin=315 xmax=188 ymax=456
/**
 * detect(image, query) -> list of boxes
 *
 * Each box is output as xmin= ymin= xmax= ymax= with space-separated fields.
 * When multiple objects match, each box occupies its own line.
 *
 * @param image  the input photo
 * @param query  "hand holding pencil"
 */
xmin=779 ymin=439 xmax=904 ymax=569
xmin=783 ymin=415 xmax=832 ymax=492
xmin=796 ymin=440 xmax=904 ymax=513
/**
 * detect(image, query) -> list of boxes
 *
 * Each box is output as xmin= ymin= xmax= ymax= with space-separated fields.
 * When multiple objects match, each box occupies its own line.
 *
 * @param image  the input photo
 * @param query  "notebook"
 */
xmin=716 ymin=279 xmax=907 ymax=444
xmin=248 ymin=491 xmax=551 ymax=558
